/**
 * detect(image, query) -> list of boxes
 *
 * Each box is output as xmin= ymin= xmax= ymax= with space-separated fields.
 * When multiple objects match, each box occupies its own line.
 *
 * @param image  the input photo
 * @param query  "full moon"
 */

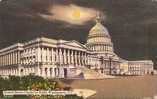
xmin=72 ymin=10 xmax=81 ymax=20
xmin=40 ymin=4 xmax=98 ymax=25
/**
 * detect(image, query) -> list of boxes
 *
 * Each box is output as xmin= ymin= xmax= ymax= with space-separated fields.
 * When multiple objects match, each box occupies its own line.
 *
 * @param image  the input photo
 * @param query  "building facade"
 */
xmin=127 ymin=60 xmax=154 ymax=75
xmin=120 ymin=60 xmax=154 ymax=75
xmin=0 ymin=17 xmax=154 ymax=78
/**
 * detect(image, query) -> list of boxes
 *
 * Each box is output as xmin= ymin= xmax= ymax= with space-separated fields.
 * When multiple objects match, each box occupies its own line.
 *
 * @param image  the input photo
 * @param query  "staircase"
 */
xmin=74 ymin=67 xmax=115 ymax=79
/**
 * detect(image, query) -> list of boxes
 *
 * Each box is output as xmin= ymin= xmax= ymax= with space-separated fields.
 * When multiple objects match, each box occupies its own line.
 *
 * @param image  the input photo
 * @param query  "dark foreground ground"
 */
xmin=61 ymin=75 xmax=157 ymax=99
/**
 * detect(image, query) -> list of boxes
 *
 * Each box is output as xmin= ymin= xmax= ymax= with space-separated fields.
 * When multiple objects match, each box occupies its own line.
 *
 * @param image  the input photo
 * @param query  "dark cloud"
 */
xmin=0 ymin=0 xmax=157 ymax=69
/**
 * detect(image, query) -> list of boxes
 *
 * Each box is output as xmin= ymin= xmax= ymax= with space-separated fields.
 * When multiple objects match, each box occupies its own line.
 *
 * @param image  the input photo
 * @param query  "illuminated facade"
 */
xmin=127 ymin=60 xmax=153 ymax=75
xmin=0 ymin=17 xmax=154 ymax=78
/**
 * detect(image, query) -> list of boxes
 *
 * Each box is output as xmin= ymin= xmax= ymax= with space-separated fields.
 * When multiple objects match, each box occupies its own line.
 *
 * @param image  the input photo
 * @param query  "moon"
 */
xmin=72 ymin=10 xmax=81 ymax=20
xmin=39 ymin=4 xmax=98 ymax=25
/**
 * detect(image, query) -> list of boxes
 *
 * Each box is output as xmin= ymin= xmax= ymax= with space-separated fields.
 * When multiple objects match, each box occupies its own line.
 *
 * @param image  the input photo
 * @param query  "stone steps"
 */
xmin=74 ymin=67 xmax=115 ymax=79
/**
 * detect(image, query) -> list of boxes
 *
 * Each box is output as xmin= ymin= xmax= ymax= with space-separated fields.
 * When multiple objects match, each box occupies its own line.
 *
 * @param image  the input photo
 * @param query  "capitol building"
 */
xmin=0 ymin=16 xmax=154 ymax=79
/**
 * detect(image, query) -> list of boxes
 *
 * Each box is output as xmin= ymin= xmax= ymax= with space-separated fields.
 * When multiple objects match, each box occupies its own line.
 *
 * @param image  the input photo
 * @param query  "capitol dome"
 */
xmin=89 ymin=21 xmax=110 ymax=38
xmin=86 ymin=15 xmax=114 ymax=54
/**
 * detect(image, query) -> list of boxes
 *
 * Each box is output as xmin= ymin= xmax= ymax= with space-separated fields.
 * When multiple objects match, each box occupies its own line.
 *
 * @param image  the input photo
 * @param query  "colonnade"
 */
xmin=20 ymin=67 xmax=36 ymax=76
xmin=88 ymin=44 xmax=113 ymax=52
xmin=0 ymin=68 xmax=19 ymax=76
xmin=0 ymin=51 xmax=20 ymax=66
xmin=39 ymin=67 xmax=60 ymax=78
xmin=37 ymin=47 xmax=88 ymax=66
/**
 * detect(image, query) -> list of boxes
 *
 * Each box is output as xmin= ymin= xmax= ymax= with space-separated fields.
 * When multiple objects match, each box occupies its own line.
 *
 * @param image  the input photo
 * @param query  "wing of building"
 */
xmin=0 ymin=16 xmax=154 ymax=79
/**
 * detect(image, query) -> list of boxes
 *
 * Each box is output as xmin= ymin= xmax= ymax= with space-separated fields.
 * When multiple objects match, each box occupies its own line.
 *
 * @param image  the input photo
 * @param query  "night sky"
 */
xmin=0 ymin=0 xmax=157 ymax=69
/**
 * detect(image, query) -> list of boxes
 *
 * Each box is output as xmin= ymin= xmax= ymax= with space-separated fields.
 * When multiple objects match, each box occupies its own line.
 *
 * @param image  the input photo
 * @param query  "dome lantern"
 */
xmin=95 ymin=12 xmax=101 ymax=23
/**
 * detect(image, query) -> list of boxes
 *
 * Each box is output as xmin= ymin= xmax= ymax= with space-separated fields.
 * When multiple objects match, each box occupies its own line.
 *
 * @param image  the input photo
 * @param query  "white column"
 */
xmin=9 ymin=54 xmax=11 ymax=65
xmin=10 ymin=53 xmax=12 ymax=65
xmin=78 ymin=52 xmax=81 ymax=66
xmin=7 ymin=54 xmax=9 ymax=65
xmin=4 ymin=55 xmax=6 ymax=65
xmin=5 ymin=55 xmax=7 ymax=65
xmin=83 ymin=53 xmax=85 ymax=65
xmin=13 ymin=52 xmax=15 ymax=65
xmin=47 ymin=48 xmax=50 ymax=63
xmin=63 ymin=49 xmax=67 ymax=64
xmin=85 ymin=53 xmax=87 ymax=65
xmin=47 ymin=67 xmax=50 ymax=77
xmin=81 ymin=52 xmax=84 ymax=66
xmin=1 ymin=56 xmax=2 ymax=66
xmin=60 ymin=67 xmax=64 ymax=78
xmin=67 ymin=50 xmax=70 ymax=64
xmin=59 ymin=48 xmax=63 ymax=65
xmin=5 ymin=54 xmax=7 ymax=66
xmin=74 ymin=51 xmax=77 ymax=66
xmin=15 ymin=51 xmax=17 ymax=64
xmin=6 ymin=54 xmax=8 ymax=66
xmin=55 ymin=49 xmax=59 ymax=63
xmin=16 ymin=52 xmax=18 ymax=64
xmin=17 ymin=51 xmax=20 ymax=64
xmin=6 ymin=54 xmax=7 ymax=65
xmin=13 ymin=51 xmax=16 ymax=64
xmin=2 ymin=55 xmax=4 ymax=66
xmin=71 ymin=50 xmax=74 ymax=64
xmin=4 ymin=55 xmax=6 ymax=66
xmin=26 ymin=50 xmax=28 ymax=64
xmin=51 ymin=48 xmax=54 ymax=64
xmin=37 ymin=47 xmax=41 ymax=62
xmin=35 ymin=48 xmax=38 ymax=63
xmin=52 ymin=68 xmax=55 ymax=77
xmin=3 ymin=55 xmax=5 ymax=66
xmin=14 ymin=52 xmax=16 ymax=64
xmin=25 ymin=49 xmax=28 ymax=64
xmin=5 ymin=55 xmax=7 ymax=66
xmin=42 ymin=47 xmax=46 ymax=63
xmin=8 ymin=54 xmax=10 ymax=65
